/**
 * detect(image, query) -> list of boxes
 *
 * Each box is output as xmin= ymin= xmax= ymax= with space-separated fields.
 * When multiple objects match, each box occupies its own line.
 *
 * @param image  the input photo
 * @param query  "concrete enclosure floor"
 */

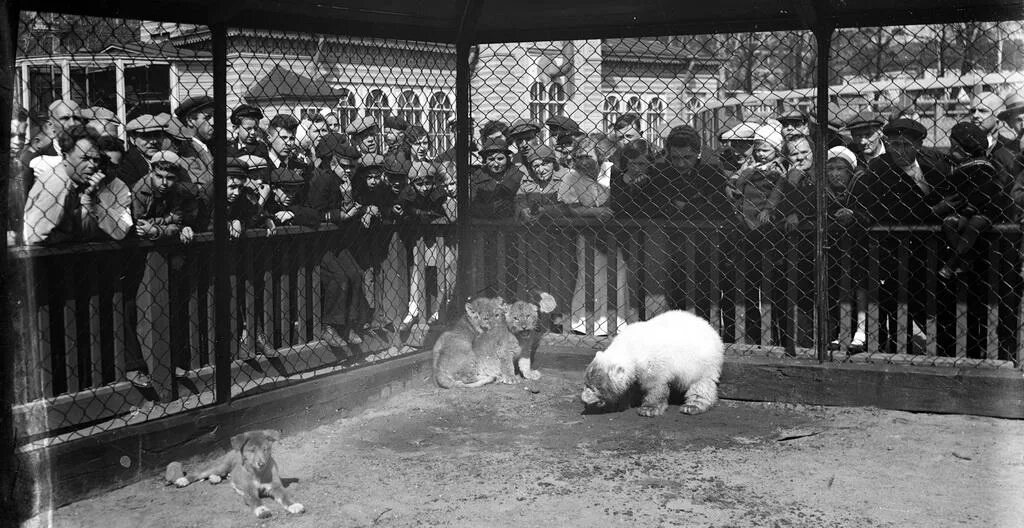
xmin=43 ymin=366 xmax=1024 ymax=528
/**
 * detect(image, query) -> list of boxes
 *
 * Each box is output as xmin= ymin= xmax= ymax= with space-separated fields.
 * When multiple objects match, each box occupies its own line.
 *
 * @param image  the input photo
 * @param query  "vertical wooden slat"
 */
xmin=607 ymin=230 xmax=619 ymax=336
xmin=760 ymin=241 xmax=773 ymax=347
xmin=925 ymin=237 xmax=939 ymax=356
xmin=955 ymin=269 xmax=968 ymax=358
xmin=204 ymin=253 xmax=216 ymax=366
xmin=785 ymin=234 xmax=798 ymax=356
xmin=684 ymin=232 xmax=697 ymax=315
xmin=838 ymin=237 xmax=853 ymax=355
xmin=986 ymin=239 xmax=1000 ymax=360
xmin=229 ymin=256 xmax=240 ymax=359
xmin=38 ymin=262 xmax=54 ymax=398
xmin=280 ymin=239 xmax=293 ymax=347
xmin=734 ymin=241 xmax=747 ymax=344
xmin=628 ymin=230 xmax=642 ymax=324
xmin=63 ymin=258 xmax=79 ymax=394
xmin=866 ymin=237 xmax=881 ymax=355
xmin=88 ymin=255 xmax=102 ymax=388
xmin=584 ymin=232 xmax=595 ymax=336
xmin=263 ymin=241 xmax=274 ymax=348
xmin=296 ymin=236 xmax=311 ymax=342
xmin=896 ymin=239 xmax=910 ymax=355
xmin=311 ymin=235 xmax=323 ymax=336
xmin=245 ymin=239 xmax=258 ymax=354
xmin=515 ymin=231 xmax=528 ymax=302
xmin=708 ymin=230 xmax=721 ymax=334
xmin=187 ymin=249 xmax=201 ymax=370
xmin=111 ymin=254 xmax=126 ymax=377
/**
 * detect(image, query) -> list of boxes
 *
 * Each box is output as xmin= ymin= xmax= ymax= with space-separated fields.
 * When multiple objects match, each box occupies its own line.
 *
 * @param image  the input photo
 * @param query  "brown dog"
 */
xmin=170 ymin=430 xmax=304 ymax=518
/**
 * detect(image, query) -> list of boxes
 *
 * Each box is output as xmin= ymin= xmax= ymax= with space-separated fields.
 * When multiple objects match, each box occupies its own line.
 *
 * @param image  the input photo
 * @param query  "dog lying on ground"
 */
xmin=167 ymin=429 xmax=305 ymax=518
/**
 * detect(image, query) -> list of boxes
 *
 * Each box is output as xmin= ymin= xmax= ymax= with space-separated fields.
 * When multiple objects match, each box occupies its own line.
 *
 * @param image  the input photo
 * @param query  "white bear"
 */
xmin=580 ymin=310 xmax=724 ymax=417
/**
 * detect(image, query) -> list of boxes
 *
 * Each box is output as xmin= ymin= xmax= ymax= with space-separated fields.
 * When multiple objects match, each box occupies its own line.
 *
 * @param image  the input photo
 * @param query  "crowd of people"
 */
xmin=7 ymin=88 xmax=1024 ymax=387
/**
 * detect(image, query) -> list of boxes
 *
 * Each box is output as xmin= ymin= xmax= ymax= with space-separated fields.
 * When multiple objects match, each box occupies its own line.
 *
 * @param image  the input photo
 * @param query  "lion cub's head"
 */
xmin=230 ymin=430 xmax=280 ymax=472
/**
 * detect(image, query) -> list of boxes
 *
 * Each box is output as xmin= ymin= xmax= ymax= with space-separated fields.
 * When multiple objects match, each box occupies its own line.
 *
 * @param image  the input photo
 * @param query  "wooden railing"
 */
xmin=7 ymin=223 xmax=455 ymax=443
xmin=466 ymin=218 xmax=1024 ymax=367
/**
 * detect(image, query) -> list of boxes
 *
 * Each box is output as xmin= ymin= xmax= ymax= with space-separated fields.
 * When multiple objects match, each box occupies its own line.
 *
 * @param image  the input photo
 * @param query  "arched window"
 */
xmin=603 ymin=95 xmax=620 ymax=134
xmin=547 ymin=82 xmax=566 ymax=122
xmin=427 ymin=91 xmax=453 ymax=155
xmin=364 ymin=88 xmax=390 ymax=147
xmin=337 ymin=89 xmax=358 ymax=130
xmin=626 ymin=95 xmax=643 ymax=115
xmin=646 ymin=97 xmax=665 ymax=148
xmin=529 ymin=82 xmax=548 ymax=133
xmin=397 ymin=89 xmax=423 ymax=126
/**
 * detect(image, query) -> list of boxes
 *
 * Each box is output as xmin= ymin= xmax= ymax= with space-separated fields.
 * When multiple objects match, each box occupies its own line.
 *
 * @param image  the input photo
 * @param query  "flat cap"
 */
xmin=545 ymin=115 xmax=581 ymax=136
xmin=382 ymin=115 xmax=409 ymax=131
xmin=319 ymin=133 xmax=357 ymax=160
xmin=882 ymin=118 xmax=927 ymax=142
xmin=268 ymin=167 xmax=305 ymax=186
xmin=843 ymin=110 xmax=885 ymax=131
xmin=998 ymin=93 xmax=1024 ymax=121
xmin=80 ymin=106 xmax=119 ymax=124
xmin=504 ymin=119 xmax=541 ymax=139
xmin=383 ymin=154 xmax=412 ymax=176
xmin=125 ymin=114 xmax=165 ymax=135
xmin=154 ymin=113 xmax=193 ymax=140
xmin=778 ymin=108 xmax=808 ymax=124
xmin=230 ymin=104 xmax=264 ymax=126
xmin=225 ymin=157 xmax=249 ymax=178
xmin=346 ymin=116 xmax=379 ymax=137
xmin=478 ymin=137 xmax=513 ymax=157
xmin=174 ymin=96 xmax=215 ymax=120
xmin=719 ymin=121 xmax=759 ymax=142
xmin=235 ymin=154 xmax=268 ymax=171
xmin=150 ymin=150 xmax=184 ymax=167
xmin=526 ymin=145 xmax=557 ymax=164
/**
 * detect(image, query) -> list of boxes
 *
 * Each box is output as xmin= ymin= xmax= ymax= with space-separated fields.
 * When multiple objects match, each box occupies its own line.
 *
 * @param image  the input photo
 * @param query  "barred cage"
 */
xmin=5 ymin=8 xmax=1024 ymax=450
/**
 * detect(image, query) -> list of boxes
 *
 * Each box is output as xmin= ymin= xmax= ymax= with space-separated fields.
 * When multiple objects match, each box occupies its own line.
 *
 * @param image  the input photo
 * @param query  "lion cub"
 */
xmin=170 ymin=430 xmax=304 ymax=518
xmin=432 ymin=297 xmax=518 ymax=388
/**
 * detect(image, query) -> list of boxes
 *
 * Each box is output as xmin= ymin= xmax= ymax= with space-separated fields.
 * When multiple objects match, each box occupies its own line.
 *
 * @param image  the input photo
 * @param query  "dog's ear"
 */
xmin=229 ymin=432 xmax=249 ymax=451
xmin=262 ymin=429 xmax=281 ymax=442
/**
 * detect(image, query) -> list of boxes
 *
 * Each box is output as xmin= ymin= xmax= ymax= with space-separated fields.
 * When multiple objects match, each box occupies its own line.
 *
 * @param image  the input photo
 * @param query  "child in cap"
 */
xmin=730 ymin=123 xmax=786 ymax=230
xmin=824 ymin=146 xmax=870 ymax=352
xmin=264 ymin=164 xmax=320 ymax=228
xmin=935 ymin=122 xmax=1011 ymax=279
xmin=131 ymin=151 xmax=198 ymax=243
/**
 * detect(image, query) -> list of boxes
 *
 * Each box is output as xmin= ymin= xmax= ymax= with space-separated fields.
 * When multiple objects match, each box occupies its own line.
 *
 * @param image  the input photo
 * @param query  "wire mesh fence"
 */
xmin=6 ymin=11 xmax=1024 ymax=445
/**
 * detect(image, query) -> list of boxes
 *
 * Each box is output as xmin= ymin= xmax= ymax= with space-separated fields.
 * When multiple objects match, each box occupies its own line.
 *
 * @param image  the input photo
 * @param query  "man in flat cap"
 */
xmin=228 ymin=104 xmax=269 ymax=159
xmin=546 ymin=115 xmax=582 ymax=145
xmin=843 ymin=110 xmax=887 ymax=166
xmin=504 ymin=118 xmax=542 ymax=170
xmin=347 ymin=115 xmax=381 ymax=157
xmin=381 ymin=115 xmax=409 ymax=156
xmin=121 ymin=114 xmax=169 ymax=188
xmin=175 ymin=95 xmax=216 ymax=170
xmin=849 ymin=117 xmax=947 ymax=353
xmin=81 ymin=106 xmax=121 ymax=138
xmin=998 ymin=93 xmax=1024 ymax=149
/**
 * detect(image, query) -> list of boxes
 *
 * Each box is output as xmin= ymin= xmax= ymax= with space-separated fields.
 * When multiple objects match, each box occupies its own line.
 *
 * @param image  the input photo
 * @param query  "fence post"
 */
xmin=212 ymin=21 xmax=231 ymax=403
xmin=453 ymin=0 xmax=481 ymax=306
xmin=0 ymin=0 xmax=19 ymax=521
xmin=812 ymin=7 xmax=835 ymax=363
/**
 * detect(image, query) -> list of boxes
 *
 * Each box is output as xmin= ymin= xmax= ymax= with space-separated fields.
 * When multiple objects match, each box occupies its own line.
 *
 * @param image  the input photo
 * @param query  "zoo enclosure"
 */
xmin=3 ymin=0 xmax=1024 ymax=461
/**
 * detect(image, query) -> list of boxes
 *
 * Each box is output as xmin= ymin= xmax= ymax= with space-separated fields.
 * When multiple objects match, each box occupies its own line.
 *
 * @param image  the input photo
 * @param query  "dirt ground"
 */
xmin=44 ymin=365 xmax=1024 ymax=528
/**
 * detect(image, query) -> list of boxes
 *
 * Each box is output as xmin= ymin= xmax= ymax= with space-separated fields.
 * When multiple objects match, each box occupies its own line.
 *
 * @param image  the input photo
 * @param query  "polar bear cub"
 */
xmin=580 ymin=310 xmax=724 ymax=417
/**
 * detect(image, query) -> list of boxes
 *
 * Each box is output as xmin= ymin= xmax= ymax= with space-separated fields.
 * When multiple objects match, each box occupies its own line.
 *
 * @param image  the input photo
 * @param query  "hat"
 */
xmin=666 ymin=125 xmax=701 ymax=146
xmin=125 ymin=114 xmax=165 ymax=135
xmin=555 ymin=134 xmax=576 ymax=147
xmin=526 ymin=145 xmax=557 ymax=164
xmin=149 ymin=150 xmax=184 ymax=168
xmin=949 ymin=122 xmax=989 ymax=158
xmin=778 ymin=109 xmax=807 ymax=124
xmin=358 ymin=153 xmax=385 ymax=170
xmin=80 ymin=106 xmax=118 ymax=124
xmin=225 ymin=158 xmax=249 ymax=179
xmin=383 ymin=154 xmax=412 ymax=176
xmin=346 ymin=116 xmax=379 ymax=137
xmin=404 ymin=125 xmax=428 ymax=145
xmin=235 ymin=154 xmax=268 ymax=171
xmin=48 ymin=99 xmax=82 ymax=119
xmin=882 ymin=118 xmax=927 ymax=143
xmin=843 ymin=110 xmax=885 ymax=131
xmin=753 ymin=123 xmax=783 ymax=151
xmin=545 ymin=115 xmax=580 ymax=136
xmin=154 ymin=113 xmax=193 ymax=140
xmin=319 ymin=133 xmax=358 ymax=161
xmin=998 ymin=93 xmax=1024 ymax=121
xmin=268 ymin=167 xmax=306 ymax=187
xmin=230 ymin=104 xmax=263 ymax=126
xmin=382 ymin=115 xmax=409 ymax=131
xmin=174 ymin=96 xmax=215 ymax=121
xmin=409 ymin=161 xmax=442 ymax=182
xmin=719 ymin=121 xmax=758 ymax=142
xmin=478 ymin=137 xmax=513 ymax=157
xmin=826 ymin=146 xmax=858 ymax=169
xmin=504 ymin=119 xmax=541 ymax=140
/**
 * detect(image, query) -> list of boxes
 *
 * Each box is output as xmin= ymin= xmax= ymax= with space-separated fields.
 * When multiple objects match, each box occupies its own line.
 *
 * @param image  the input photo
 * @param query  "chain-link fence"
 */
xmin=7 ymin=11 xmax=1024 ymax=446
xmin=465 ymin=24 xmax=1024 ymax=367
xmin=7 ymin=12 xmax=458 ymax=447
